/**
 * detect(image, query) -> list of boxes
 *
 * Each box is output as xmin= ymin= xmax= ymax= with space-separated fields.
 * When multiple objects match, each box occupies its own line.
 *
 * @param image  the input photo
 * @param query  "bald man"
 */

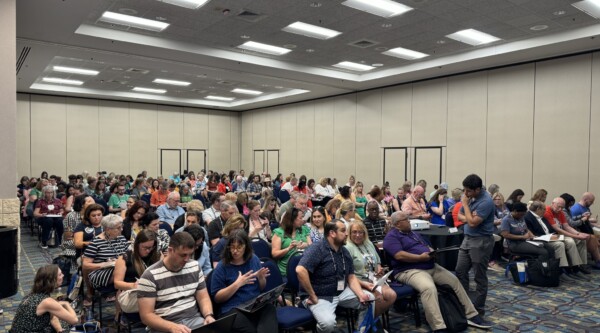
xmin=544 ymin=197 xmax=590 ymax=274
xmin=401 ymin=185 xmax=431 ymax=220
xmin=571 ymin=192 xmax=598 ymax=226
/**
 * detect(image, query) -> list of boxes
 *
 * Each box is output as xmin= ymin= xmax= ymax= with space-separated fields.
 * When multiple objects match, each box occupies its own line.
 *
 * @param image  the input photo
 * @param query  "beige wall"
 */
xmin=17 ymin=94 xmax=241 ymax=179
xmin=241 ymin=52 xmax=600 ymax=201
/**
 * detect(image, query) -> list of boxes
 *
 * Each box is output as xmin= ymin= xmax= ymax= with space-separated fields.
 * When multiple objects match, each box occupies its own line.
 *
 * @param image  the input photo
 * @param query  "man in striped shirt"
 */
xmin=138 ymin=232 xmax=215 ymax=333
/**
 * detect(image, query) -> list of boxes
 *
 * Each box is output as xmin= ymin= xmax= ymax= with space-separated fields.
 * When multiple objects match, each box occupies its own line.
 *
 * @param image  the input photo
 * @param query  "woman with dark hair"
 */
xmin=140 ymin=212 xmax=170 ymax=254
xmin=273 ymin=174 xmax=283 ymax=188
xmin=183 ymin=223 xmax=212 ymax=276
xmin=11 ymin=264 xmax=78 ymax=333
xmin=500 ymin=202 xmax=554 ymax=260
xmin=261 ymin=195 xmax=280 ymax=223
xmin=131 ymin=177 xmax=148 ymax=199
xmin=210 ymin=230 xmax=276 ymax=333
xmin=149 ymin=179 xmax=160 ymax=194
xmin=248 ymin=200 xmax=272 ymax=242
xmin=217 ymin=174 xmax=232 ymax=194
xmin=309 ymin=206 xmax=326 ymax=243
xmin=237 ymin=192 xmax=250 ymax=216
xmin=123 ymin=200 xmax=149 ymax=242
xmin=63 ymin=194 xmax=94 ymax=258
xmin=427 ymin=188 xmax=449 ymax=226
xmin=293 ymin=178 xmax=313 ymax=208
xmin=114 ymin=229 xmax=161 ymax=313
xmin=368 ymin=186 xmax=387 ymax=219
xmin=74 ymin=203 xmax=105 ymax=258
xmin=506 ymin=189 xmax=525 ymax=211
xmin=271 ymin=207 xmax=311 ymax=276
xmin=206 ymin=174 xmax=219 ymax=193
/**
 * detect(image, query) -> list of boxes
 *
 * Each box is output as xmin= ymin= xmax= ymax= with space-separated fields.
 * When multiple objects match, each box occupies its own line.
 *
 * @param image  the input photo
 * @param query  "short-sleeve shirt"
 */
xmin=83 ymin=235 xmax=129 ymax=263
xmin=273 ymin=226 xmax=311 ymax=276
xmin=362 ymin=217 xmax=387 ymax=243
xmin=108 ymin=194 xmax=129 ymax=209
xmin=298 ymin=240 xmax=354 ymax=301
xmin=35 ymin=198 xmax=62 ymax=215
xmin=571 ymin=203 xmax=590 ymax=219
xmin=73 ymin=222 xmax=103 ymax=257
xmin=500 ymin=215 xmax=528 ymax=245
xmin=461 ymin=191 xmax=495 ymax=236
xmin=544 ymin=206 xmax=566 ymax=226
xmin=210 ymin=255 xmax=262 ymax=314
xmin=345 ymin=241 xmax=380 ymax=281
xmin=383 ymin=228 xmax=434 ymax=276
xmin=207 ymin=216 xmax=226 ymax=242
xmin=138 ymin=260 xmax=206 ymax=324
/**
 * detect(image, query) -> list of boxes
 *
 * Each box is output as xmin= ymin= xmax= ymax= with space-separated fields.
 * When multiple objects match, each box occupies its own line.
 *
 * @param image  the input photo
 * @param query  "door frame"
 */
xmin=413 ymin=146 xmax=443 ymax=185
xmin=186 ymin=149 xmax=207 ymax=174
xmin=266 ymin=149 xmax=280 ymax=175
xmin=383 ymin=147 xmax=409 ymax=185
xmin=160 ymin=149 xmax=182 ymax=176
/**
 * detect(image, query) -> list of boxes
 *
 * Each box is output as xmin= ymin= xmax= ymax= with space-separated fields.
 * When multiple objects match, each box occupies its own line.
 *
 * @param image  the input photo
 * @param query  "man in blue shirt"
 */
xmin=456 ymin=174 xmax=495 ymax=316
xmin=157 ymin=192 xmax=185 ymax=229
xmin=571 ymin=192 xmax=598 ymax=226
xmin=296 ymin=220 xmax=372 ymax=333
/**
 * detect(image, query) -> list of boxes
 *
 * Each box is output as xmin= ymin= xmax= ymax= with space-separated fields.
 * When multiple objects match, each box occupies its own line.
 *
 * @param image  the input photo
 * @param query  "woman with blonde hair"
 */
xmin=335 ymin=200 xmax=361 ymax=228
xmin=354 ymin=181 xmax=368 ymax=219
xmin=345 ymin=220 xmax=396 ymax=319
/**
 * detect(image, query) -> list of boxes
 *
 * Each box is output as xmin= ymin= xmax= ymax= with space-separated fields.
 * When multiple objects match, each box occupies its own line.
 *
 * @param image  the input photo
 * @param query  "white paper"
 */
xmin=448 ymin=227 xmax=459 ymax=233
xmin=526 ymin=240 xmax=543 ymax=247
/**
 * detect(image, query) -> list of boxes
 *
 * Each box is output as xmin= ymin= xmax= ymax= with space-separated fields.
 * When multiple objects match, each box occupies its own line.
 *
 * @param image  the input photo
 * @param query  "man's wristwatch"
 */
xmin=204 ymin=313 xmax=214 ymax=319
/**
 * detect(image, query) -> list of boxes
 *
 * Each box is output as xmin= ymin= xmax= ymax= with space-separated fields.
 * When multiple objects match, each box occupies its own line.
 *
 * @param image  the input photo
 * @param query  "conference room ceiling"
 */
xmin=16 ymin=0 xmax=600 ymax=111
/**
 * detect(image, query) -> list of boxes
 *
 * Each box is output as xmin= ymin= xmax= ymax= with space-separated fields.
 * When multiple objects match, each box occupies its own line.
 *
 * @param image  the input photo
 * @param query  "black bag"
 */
xmin=52 ymin=255 xmax=72 ymax=287
xmin=526 ymin=258 xmax=560 ymax=287
xmin=437 ymin=284 xmax=468 ymax=332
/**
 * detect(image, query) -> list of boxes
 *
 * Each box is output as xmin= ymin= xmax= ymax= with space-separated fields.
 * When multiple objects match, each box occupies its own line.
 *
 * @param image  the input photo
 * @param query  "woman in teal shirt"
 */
xmin=271 ymin=207 xmax=312 ymax=276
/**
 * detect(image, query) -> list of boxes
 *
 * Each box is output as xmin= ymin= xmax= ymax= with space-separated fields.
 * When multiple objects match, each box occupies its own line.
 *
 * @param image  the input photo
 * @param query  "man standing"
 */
xmin=297 ymin=220 xmax=373 ymax=333
xmin=363 ymin=201 xmax=387 ymax=243
xmin=157 ymin=192 xmax=185 ymax=228
xmin=108 ymin=184 xmax=129 ymax=214
xmin=455 ymin=174 xmax=495 ymax=316
xmin=384 ymin=212 xmax=491 ymax=332
xmin=138 ymin=232 xmax=215 ymax=333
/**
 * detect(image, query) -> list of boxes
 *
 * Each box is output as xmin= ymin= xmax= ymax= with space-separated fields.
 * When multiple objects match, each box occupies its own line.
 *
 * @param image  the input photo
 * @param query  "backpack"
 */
xmin=52 ymin=255 xmax=72 ymax=287
xmin=526 ymin=258 xmax=560 ymax=287
xmin=437 ymin=284 xmax=468 ymax=332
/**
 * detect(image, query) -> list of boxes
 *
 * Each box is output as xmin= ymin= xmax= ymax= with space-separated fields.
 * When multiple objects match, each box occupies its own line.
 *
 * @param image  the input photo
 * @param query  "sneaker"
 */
xmin=488 ymin=262 xmax=504 ymax=272
xmin=40 ymin=243 xmax=48 ymax=249
xmin=467 ymin=315 xmax=492 ymax=329
xmin=571 ymin=272 xmax=590 ymax=281
xmin=560 ymin=273 xmax=576 ymax=282
xmin=579 ymin=265 xmax=592 ymax=274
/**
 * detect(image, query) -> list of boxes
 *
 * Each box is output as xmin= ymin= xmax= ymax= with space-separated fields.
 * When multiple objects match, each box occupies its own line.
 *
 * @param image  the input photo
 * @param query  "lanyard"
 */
xmin=329 ymin=248 xmax=346 ymax=278
xmin=356 ymin=244 xmax=375 ymax=272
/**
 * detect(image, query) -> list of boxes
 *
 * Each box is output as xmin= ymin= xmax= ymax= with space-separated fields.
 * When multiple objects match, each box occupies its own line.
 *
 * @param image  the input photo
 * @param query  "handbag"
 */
xmin=117 ymin=289 xmax=139 ymax=313
xmin=52 ymin=255 xmax=72 ymax=287
xmin=505 ymin=261 xmax=529 ymax=285
xmin=526 ymin=258 xmax=560 ymax=287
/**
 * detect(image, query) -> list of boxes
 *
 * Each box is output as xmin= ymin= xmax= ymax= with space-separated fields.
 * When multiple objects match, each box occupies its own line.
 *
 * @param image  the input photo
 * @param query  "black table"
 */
xmin=417 ymin=225 xmax=464 ymax=271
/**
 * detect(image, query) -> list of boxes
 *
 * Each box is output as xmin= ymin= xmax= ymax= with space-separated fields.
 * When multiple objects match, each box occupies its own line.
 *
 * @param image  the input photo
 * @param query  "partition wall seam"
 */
xmin=444 ymin=79 xmax=449 ymax=184
xmin=587 ymin=54 xmax=594 ymax=191
xmin=484 ymin=72 xmax=489 ymax=183
xmin=354 ymin=94 xmax=357 ymax=181
xmin=531 ymin=63 xmax=537 ymax=193
xmin=28 ymin=94 xmax=32 ymax=177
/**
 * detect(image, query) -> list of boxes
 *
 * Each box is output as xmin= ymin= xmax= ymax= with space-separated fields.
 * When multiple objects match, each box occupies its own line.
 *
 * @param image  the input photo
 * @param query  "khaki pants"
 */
xmin=563 ymin=236 xmax=587 ymax=266
xmin=396 ymin=264 xmax=478 ymax=331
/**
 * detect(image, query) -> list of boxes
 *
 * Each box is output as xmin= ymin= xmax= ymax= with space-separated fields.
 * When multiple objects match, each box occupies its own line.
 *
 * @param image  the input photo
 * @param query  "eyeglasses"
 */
xmin=140 ymin=245 xmax=155 ymax=251
xmin=351 ymin=231 xmax=365 ymax=235
xmin=229 ymin=244 xmax=246 ymax=252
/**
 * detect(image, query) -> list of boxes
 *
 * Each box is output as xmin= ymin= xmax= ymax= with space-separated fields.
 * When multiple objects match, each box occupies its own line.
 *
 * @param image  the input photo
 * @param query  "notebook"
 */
xmin=191 ymin=313 xmax=236 ymax=333
xmin=235 ymin=283 xmax=285 ymax=313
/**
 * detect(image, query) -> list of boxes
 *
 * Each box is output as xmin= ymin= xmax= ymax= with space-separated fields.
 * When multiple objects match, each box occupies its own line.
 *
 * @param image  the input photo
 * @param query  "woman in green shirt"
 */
xmin=354 ymin=181 xmax=368 ymax=219
xmin=271 ymin=207 xmax=311 ymax=276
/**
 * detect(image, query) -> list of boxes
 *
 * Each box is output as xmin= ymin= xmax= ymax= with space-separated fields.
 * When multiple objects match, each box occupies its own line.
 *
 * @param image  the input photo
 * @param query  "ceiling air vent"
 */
xmin=348 ymin=39 xmax=379 ymax=48
xmin=16 ymin=46 xmax=31 ymax=75
xmin=237 ymin=9 xmax=267 ymax=23
xmin=125 ymin=68 xmax=150 ymax=74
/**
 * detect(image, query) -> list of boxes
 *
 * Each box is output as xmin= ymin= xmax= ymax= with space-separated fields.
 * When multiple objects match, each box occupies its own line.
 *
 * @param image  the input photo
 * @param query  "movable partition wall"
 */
xmin=383 ymin=146 xmax=445 ymax=192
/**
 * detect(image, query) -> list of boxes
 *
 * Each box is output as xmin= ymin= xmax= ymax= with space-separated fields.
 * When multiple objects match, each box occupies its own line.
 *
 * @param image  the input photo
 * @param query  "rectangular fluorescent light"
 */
xmin=99 ymin=11 xmax=170 ymax=32
xmin=206 ymin=95 xmax=235 ymax=101
xmin=232 ymin=88 xmax=263 ymax=95
xmin=333 ymin=61 xmax=375 ymax=72
xmin=52 ymin=66 xmax=99 ymax=76
xmin=153 ymin=78 xmax=191 ymax=86
xmin=446 ymin=29 xmax=500 ymax=46
xmin=132 ymin=87 xmax=166 ymax=94
xmin=282 ymin=21 xmax=342 ymax=40
xmin=237 ymin=41 xmax=292 ymax=56
xmin=341 ymin=0 xmax=413 ymax=18
xmin=42 ymin=77 xmax=83 ymax=85
xmin=383 ymin=47 xmax=429 ymax=60
xmin=573 ymin=0 xmax=600 ymax=19
xmin=157 ymin=0 xmax=210 ymax=9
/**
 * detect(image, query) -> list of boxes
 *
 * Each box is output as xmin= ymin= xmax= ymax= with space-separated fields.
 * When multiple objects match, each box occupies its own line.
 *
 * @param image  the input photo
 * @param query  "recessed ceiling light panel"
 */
xmin=206 ymin=95 xmax=235 ymax=101
xmin=52 ymin=66 xmax=99 ymax=76
xmin=332 ymin=61 xmax=375 ymax=71
xmin=99 ymin=11 xmax=170 ymax=32
xmin=573 ymin=0 xmax=600 ymax=19
xmin=341 ymin=0 xmax=413 ymax=18
xmin=446 ymin=29 xmax=500 ymax=46
xmin=42 ymin=77 xmax=84 ymax=85
xmin=157 ymin=0 xmax=210 ymax=9
xmin=237 ymin=41 xmax=292 ymax=55
xmin=383 ymin=47 xmax=429 ymax=60
xmin=153 ymin=78 xmax=191 ymax=86
xmin=282 ymin=21 xmax=342 ymax=40
xmin=232 ymin=88 xmax=263 ymax=95
xmin=133 ymin=87 xmax=167 ymax=94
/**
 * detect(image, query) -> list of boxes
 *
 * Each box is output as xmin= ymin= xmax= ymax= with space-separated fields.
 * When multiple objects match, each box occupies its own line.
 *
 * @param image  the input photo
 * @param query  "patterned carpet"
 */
xmin=3 ymin=223 xmax=600 ymax=332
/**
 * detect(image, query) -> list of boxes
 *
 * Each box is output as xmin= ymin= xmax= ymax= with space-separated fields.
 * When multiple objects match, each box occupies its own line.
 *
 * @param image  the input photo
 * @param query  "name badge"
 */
xmin=448 ymin=227 xmax=458 ymax=233
xmin=47 ymin=204 xmax=55 ymax=211
xmin=337 ymin=279 xmax=345 ymax=291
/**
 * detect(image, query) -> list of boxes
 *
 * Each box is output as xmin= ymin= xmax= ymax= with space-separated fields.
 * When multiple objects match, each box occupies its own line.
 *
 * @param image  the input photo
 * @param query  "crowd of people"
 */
xmin=10 ymin=169 xmax=600 ymax=333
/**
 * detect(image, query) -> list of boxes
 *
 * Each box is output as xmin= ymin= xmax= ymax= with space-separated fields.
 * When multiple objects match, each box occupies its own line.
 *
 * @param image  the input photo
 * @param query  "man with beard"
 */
xmin=296 ymin=220 xmax=373 ymax=333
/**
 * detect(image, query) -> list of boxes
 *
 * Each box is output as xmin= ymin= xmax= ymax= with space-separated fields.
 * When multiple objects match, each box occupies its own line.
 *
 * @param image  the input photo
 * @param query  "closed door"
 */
xmin=254 ymin=150 xmax=265 ymax=174
xmin=187 ymin=149 xmax=206 ymax=174
xmin=267 ymin=150 xmax=279 ymax=175
xmin=383 ymin=148 xmax=408 ymax=190
xmin=414 ymin=147 xmax=443 ymax=192
xmin=160 ymin=149 xmax=181 ymax=178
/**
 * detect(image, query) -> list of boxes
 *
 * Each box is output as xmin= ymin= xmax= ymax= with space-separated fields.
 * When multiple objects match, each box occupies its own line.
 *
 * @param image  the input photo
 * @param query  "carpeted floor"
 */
xmin=3 ymin=222 xmax=600 ymax=332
